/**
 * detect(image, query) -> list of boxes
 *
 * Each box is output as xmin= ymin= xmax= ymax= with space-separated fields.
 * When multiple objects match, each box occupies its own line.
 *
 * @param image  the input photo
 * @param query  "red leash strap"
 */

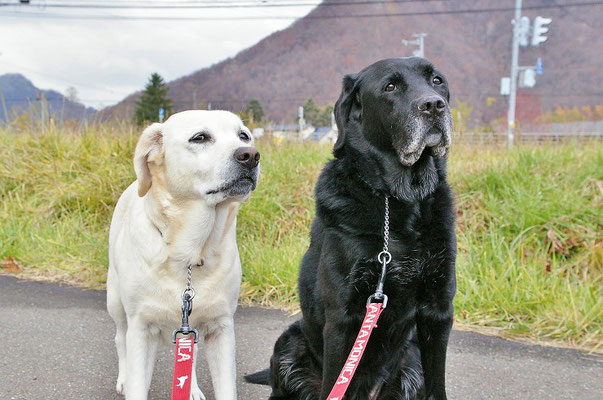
xmin=171 ymin=336 xmax=195 ymax=400
xmin=326 ymin=302 xmax=385 ymax=400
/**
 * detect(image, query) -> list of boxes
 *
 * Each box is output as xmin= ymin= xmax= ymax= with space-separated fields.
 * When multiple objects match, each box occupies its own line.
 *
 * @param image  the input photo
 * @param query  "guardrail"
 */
xmin=452 ymin=131 xmax=602 ymax=144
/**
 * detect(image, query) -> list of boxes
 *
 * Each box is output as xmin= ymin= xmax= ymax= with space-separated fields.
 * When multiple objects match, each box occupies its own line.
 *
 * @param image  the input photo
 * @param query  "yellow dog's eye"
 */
xmin=190 ymin=132 xmax=210 ymax=143
xmin=239 ymin=131 xmax=251 ymax=142
xmin=385 ymin=83 xmax=396 ymax=92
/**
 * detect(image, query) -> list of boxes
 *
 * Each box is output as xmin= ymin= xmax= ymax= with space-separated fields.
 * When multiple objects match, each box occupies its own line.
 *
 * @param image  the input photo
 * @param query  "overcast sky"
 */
xmin=0 ymin=1 xmax=316 ymax=109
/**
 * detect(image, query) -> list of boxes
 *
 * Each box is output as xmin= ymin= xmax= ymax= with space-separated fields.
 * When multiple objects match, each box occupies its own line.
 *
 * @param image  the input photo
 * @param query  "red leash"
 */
xmin=171 ymin=337 xmax=195 ymax=400
xmin=326 ymin=301 xmax=385 ymax=400
xmin=327 ymin=196 xmax=392 ymax=399
xmin=171 ymin=264 xmax=199 ymax=400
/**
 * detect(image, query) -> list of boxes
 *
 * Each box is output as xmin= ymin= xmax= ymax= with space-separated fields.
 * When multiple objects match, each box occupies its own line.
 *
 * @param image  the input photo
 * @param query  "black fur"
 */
xmin=248 ymin=58 xmax=456 ymax=400
xmin=245 ymin=369 xmax=271 ymax=385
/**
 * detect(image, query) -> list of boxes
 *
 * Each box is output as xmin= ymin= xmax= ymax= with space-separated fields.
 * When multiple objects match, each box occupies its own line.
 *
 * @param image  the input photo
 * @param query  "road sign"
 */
xmin=501 ymin=77 xmax=511 ymax=95
xmin=532 ymin=16 xmax=552 ymax=46
xmin=536 ymin=57 xmax=543 ymax=75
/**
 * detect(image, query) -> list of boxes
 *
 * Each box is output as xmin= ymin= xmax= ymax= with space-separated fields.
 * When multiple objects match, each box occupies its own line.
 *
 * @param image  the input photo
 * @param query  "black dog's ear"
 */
xmin=334 ymin=73 xmax=361 ymax=155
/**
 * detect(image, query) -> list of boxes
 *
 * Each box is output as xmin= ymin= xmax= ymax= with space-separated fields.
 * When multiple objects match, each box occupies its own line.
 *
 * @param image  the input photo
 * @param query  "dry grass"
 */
xmin=0 ymin=125 xmax=601 ymax=349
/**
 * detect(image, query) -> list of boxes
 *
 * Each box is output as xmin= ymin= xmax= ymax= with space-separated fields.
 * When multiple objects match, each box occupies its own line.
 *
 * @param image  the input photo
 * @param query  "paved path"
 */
xmin=0 ymin=276 xmax=600 ymax=399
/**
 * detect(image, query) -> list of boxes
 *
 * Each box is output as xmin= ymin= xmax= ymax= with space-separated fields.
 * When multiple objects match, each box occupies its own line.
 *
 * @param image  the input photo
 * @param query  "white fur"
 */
xmin=107 ymin=110 xmax=258 ymax=400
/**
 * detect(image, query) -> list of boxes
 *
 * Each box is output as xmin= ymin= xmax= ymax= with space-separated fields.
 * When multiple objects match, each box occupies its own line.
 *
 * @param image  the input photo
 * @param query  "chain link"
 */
xmin=371 ymin=196 xmax=392 ymax=307
xmin=186 ymin=264 xmax=193 ymax=291
xmin=182 ymin=264 xmax=196 ymax=301
xmin=377 ymin=196 xmax=392 ymax=265
xmin=382 ymin=196 xmax=390 ymax=253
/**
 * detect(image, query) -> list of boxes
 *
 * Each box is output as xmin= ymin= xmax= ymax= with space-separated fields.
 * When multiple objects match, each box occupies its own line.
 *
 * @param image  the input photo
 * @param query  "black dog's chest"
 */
xmin=348 ymin=256 xmax=422 ymax=306
xmin=346 ymin=235 xmax=447 ymax=318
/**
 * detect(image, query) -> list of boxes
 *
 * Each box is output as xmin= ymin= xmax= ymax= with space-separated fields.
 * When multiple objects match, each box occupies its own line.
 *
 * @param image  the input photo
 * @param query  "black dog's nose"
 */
xmin=234 ymin=147 xmax=260 ymax=169
xmin=417 ymin=96 xmax=447 ymax=115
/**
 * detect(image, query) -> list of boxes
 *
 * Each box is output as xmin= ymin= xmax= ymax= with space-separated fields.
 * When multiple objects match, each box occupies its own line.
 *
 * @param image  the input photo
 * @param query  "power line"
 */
xmin=0 ymin=60 xmax=132 ymax=96
xmin=0 ymin=1 xmax=601 ymax=20
xmin=0 ymin=0 xmax=455 ymax=9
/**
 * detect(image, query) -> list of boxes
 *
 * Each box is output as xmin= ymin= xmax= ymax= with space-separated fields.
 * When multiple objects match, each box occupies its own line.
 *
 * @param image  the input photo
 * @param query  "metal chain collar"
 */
xmin=378 ymin=196 xmax=392 ymax=263
xmin=368 ymin=196 xmax=391 ymax=308
xmin=183 ymin=263 xmax=196 ymax=301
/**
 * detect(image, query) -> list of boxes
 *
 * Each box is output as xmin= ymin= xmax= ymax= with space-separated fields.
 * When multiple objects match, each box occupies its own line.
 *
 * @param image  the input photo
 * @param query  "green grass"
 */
xmin=0 ymin=125 xmax=601 ymax=350
xmin=448 ymin=145 xmax=602 ymax=349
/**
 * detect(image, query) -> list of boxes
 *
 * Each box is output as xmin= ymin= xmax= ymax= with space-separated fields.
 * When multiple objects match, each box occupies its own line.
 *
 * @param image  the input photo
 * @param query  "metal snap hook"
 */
xmin=366 ymin=293 xmax=388 ymax=309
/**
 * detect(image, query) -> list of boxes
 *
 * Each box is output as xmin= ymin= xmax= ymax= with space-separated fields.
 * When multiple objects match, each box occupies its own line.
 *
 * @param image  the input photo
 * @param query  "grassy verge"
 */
xmin=0 ymin=126 xmax=601 ymax=350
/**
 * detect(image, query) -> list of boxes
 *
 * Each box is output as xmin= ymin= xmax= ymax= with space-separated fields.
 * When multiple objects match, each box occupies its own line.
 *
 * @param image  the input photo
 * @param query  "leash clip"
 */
xmin=366 ymin=293 xmax=388 ymax=309
xmin=172 ymin=291 xmax=199 ymax=343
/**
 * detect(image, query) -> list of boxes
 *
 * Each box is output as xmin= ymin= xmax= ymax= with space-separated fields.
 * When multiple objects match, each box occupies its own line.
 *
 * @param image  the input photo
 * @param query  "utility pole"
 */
xmin=37 ymin=92 xmax=45 ymax=132
xmin=0 ymin=52 xmax=7 ymax=125
xmin=298 ymin=106 xmax=305 ymax=142
xmin=505 ymin=1 xmax=551 ymax=148
xmin=507 ymin=0 xmax=522 ymax=148
xmin=403 ymin=33 xmax=427 ymax=58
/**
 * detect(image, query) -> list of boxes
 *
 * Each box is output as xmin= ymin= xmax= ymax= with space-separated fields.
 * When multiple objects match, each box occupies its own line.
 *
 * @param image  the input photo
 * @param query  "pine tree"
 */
xmin=134 ymin=73 xmax=173 ymax=125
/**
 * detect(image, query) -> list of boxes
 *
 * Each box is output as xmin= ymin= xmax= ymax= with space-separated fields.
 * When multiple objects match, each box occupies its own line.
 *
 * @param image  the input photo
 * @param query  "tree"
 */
xmin=134 ymin=73 xmax=173 ymax=125
xmin=65 ymin=86 xmax=79 ymax=104
xmin=303 ymin=98 xmax=321 ymax=126
xmin=322 ymin=104 xmax=334 ymax=126
xmin=245 ymin=98 xmax=265 ymax=123
xmin=303 ymin=98 xmax=333 ymax=127
xmin=451 ymin=100 xmax=473 ymax=135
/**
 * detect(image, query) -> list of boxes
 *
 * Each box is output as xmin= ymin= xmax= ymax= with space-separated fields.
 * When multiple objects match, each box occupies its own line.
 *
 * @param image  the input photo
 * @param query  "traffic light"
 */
xmin=518 ymin=16 xmax=530 ymax=47
xmin=532 ymin=16 xmax=552 ymax=46
xmin=519 ymin=69 xmax=536 ymax=88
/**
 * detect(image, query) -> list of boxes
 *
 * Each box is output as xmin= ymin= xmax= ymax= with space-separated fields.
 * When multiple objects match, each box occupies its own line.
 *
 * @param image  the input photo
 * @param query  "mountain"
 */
xmin=103 ymin=0 xmax=603 ymax=125
xmin=0 ymin=74 xmax=95 ymax=123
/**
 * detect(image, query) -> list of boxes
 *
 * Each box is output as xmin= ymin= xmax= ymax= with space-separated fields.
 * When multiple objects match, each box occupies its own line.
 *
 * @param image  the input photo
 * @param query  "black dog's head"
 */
xmin=334 ymin=57 xmax=452 ymax=201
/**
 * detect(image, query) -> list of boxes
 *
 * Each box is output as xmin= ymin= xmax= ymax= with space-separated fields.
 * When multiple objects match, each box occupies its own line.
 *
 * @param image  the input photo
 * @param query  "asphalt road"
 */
xmin=0 ymin=275 xmax=600 ymax=399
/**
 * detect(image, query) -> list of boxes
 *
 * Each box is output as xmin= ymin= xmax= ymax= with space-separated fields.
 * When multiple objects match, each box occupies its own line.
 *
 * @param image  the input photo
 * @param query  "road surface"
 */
xmin=0 ymin=276 xmax=600 ymax=399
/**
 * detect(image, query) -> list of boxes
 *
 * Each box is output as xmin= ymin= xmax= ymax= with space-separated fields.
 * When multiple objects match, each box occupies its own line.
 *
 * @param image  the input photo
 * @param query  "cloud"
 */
xmin=0 ymin=1 xmax=315 ymax=108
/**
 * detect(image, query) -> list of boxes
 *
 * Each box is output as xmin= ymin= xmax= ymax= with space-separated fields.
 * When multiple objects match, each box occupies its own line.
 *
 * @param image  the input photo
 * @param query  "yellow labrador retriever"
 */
xmin=107 ymin=110 xmax=260 ymax=400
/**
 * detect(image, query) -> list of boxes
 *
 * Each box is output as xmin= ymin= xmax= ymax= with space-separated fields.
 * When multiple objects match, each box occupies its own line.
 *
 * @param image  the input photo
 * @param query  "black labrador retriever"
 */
xmin=247 ymin=57 xmax=456 ymax=400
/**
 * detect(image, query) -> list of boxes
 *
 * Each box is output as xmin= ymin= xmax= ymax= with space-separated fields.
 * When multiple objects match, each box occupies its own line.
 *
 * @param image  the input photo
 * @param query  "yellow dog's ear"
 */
xmin=134 ymin=122 xmax=164 ymax=197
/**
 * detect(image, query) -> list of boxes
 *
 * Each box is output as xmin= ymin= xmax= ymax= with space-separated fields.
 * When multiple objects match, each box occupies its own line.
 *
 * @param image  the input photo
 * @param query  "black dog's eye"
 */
xmin=433 ymin=76 xmax=443 ymax=85
xmin=239 ymin=131 xmax=251 ymax=142
xmin=385 ymin=83 xmax=396 ymax=92
xmin=189 ymin=132 xmax=211 ymax=143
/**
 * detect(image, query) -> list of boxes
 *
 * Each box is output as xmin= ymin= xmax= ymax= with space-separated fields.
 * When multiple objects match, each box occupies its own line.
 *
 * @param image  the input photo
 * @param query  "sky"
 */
xmin=0 ymin=0 xmax=317 ymax=109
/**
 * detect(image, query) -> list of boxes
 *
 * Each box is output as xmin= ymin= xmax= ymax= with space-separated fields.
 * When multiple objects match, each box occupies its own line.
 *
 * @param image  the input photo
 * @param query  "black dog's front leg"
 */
xmin=416 ymin=298 xmax=454 ymax=400
xmin=319 ymin=320 xmax=349 ymax=399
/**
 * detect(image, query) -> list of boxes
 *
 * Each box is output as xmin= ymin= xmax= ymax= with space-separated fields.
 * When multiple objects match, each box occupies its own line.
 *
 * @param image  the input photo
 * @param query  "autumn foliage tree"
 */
xmin=538 ymin=105 xmax=603 ymax=123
